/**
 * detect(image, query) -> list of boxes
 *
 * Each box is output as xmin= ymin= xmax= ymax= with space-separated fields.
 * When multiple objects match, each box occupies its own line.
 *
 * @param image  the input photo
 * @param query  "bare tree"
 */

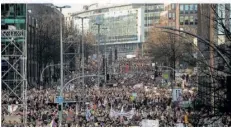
xmin=145 ymin=17 xmax=195 ymax=80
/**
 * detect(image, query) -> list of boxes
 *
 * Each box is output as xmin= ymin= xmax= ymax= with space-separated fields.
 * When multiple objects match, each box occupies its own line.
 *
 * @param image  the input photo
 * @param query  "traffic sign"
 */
xmin=162 ymin=73 xmax=169 ymax=79
xmin=56 ymin=96 xmax=64 ymax=104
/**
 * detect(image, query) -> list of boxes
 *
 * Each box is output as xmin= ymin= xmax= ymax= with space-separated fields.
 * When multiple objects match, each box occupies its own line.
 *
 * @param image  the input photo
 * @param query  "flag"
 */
xmin=125 ymin=64 xmax=129 ymax=73
xmin=86 ymin=108 xmax=91 ymax=121
xmin=184 ymin=115 xmax=188 ymax=124
xmin=130 ymin=96 xmax=133 ymax=101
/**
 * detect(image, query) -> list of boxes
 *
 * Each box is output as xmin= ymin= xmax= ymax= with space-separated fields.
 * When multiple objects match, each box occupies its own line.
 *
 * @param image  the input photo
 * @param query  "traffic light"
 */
xmin=109 ymin=50 xmax=112 ymax=65
xmin=115 ymin=48 xmax=117 ymax=60
xmin=102 ymin=57 xmax=107 ymax=75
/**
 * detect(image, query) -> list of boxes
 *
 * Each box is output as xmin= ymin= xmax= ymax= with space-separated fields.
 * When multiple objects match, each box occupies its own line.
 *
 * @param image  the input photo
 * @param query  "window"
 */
xmin=218 ymin=4 xmax=225 ymax=19
xmin=171 ymin=4 xmax=175 ymax=9
xmin=185 ymin=16 xmax=189 ymax=25
xmin=180 ymin=16 xmax=184 ymax=25
xmin=185 ymin=5 xmax=189 ymax=14
xmin=195 ymin=17 xmax=198 ymax=25
xmin=168 ymin=13 xmax=172 ymax=19
xmin=190 ymin=4 xmax=194 ymax=13
xmin=230 ymin=6 xmax=231 ymax=18
xmin=194 ymin=4 xmax=198 ymax=13
xmin=145 ymin=31 xmax=148 ymax=38
xmin=190 ymin=16 xmax=194 ymax=25
xmin=172 ymin=13 xmax=175 ymax=20
xmin=180 ymin=5 xmax=184 ymax=14
xmin=230 ymin=20 xmax=231 ymax=32
xmin=218 ymin=19 xmax=225 ymax=35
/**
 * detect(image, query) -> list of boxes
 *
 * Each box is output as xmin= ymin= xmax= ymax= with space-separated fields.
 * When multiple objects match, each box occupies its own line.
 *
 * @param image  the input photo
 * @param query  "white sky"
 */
xmin=53 ymin=0 xmax=125 ymax=16
xmin=2 ymin=0 xmax=231 ymax=16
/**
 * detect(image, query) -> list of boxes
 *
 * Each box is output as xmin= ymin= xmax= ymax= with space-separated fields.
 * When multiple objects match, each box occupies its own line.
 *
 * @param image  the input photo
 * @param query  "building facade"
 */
xmin=72 ymin=4 xmax=164 ymax=58
xmin=197 ymin=4 xmax=231 ymax=113
xmin=1 ymin=4 xmax=62 ymax=88
xmin=27 ymin=4 xmax=62 ymax=86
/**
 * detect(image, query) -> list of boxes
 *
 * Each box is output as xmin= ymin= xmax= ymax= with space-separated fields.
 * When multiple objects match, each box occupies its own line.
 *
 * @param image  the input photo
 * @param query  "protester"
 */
xmin=2 ymin=58 xmax=230 ymax=127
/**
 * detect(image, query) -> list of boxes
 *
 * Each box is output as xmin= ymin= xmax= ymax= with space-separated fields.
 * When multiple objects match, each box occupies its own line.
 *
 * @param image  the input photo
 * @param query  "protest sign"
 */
xmin=172 ymin=88 xmax=182 ymax=101
xmin=4 ymin=115 xmax=21 ymax=123
xmin=141 ymin=119 xmax=159 ymax=127
xmin=8 ymin=105 xmax=18 ymax=114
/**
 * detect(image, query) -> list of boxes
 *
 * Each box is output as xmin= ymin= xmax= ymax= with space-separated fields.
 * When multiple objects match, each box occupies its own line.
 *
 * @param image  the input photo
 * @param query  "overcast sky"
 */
xmin=53 ymin=0 xmax=124 ymax=16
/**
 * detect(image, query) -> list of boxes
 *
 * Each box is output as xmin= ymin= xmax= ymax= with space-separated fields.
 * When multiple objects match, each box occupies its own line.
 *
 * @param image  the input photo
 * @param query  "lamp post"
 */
xmin=40 ymin=63 xmax=61 ymax=83
xmin=55 ymin=5 xmax=71 ymax=127
xmin=102 ymin=27 xmax=108 ymax=84
xmin=75 ymin=16 xmax=88 ymax=88
xmin=95 ymin=16 xmax=102 ymax=86
xmin=39 ymin=63 xmax=71 ymax=84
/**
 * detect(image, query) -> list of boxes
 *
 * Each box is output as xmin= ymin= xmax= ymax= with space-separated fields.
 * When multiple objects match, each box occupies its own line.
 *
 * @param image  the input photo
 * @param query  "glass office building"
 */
xmin=72 ymin=4 xmax=163 ymax=57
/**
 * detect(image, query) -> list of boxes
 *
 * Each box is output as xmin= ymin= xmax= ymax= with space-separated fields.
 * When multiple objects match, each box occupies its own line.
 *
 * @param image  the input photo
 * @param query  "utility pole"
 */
xmin=95 ymin=15 xmax=102 ymax=86
xmin=81 ymin=18 xmax=85 ymax=87
xmin=97 ymin=24 xmax=101 ymax=86
xmin=55 ymin=5 xmax=71 ymax=127
xmin=75 ymin=16 xmax=88 ymax=88
xmin=104 ymin=28 xmax=107 ymax=84
xmin=59 ymin=7 xmax=64 ymax=127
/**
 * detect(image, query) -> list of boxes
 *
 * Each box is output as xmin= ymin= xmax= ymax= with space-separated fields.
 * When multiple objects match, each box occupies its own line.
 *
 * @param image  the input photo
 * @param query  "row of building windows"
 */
xmin=168 ymin=12 xmax=176 ymax=20
xmin=2 ymin=4 xmax=26 ymax=18
xmin=180 ymin=16 xmax=198 ymax=25
xmin=144 ymin=16 xmax=160 ymax=20
xmin=105 ymin=35 xmax=138 ymax=43
xmin=180 ymin=4 xmax=198 ymax=14
xmin=145 ymin=5 xmax=164 ymax=10
xmin=145 ymin=9 xmax=164 ymax=13
xmin=144 ymin=23 xmax=154 ymax=27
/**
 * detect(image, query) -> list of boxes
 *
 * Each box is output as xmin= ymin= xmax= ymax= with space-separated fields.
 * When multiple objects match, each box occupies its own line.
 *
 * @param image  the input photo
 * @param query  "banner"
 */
xmin=172 ymin=88 xmax=182 ymax=102
xmin=109 ymin=106 xmax=135 ymax=119
xmin=133 ymin=83 xmax=143 ymax=89
xmin=176 ymin=123 xmax=184 ymax=127
xmin=132 ymin=93 xmax=137 ymax=97
xmin=141 ymin=119 xmax=159 ymax=127
xmin=8 ymin=105 xmax=18 ymax=114
xmin=3 ymin=116 xmax=21 ymax=123
xmin=179 ymin=101 xmax=192 ymax=108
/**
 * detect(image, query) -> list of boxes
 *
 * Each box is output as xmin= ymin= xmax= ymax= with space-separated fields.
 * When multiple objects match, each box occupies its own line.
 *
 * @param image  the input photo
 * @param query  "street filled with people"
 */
xmin=1 ymin=58 xmax=231 ymax=127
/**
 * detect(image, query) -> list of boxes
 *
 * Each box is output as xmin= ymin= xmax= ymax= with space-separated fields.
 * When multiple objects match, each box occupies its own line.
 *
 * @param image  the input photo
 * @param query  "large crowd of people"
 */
xmin=1 ymin=58 xmax=231 ymax=127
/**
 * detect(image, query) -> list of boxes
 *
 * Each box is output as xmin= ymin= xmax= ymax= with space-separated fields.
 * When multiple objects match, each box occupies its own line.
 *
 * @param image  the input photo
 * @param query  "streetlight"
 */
xmin=39 ymin=63 xmax=71 ymax=83
xmin=75 ymin=16 xmax=88 ymax=88
xmin=101 ymin=27 xmax=108 ymax=84
xmin=55 ymin=5 xmax=71 ymax=127
xmin=95 ymin=15 xmax=103 ymax=86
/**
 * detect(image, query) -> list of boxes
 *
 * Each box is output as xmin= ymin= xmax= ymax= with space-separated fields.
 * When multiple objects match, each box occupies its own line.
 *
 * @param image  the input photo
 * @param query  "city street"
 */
xmin=1 ymin=2 xmax=231 ymax=127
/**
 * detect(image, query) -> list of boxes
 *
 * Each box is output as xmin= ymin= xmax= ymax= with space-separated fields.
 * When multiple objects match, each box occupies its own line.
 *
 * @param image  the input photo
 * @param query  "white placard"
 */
xmin=172 ymin=88 xmax=182 ymax=102
xmin=141 ymin=119 xmax=159 ymax=127
xmin=8 ymin=105 xmax=18 ymax=114
xmin=176 ymin=123 xmax=184 ymax=127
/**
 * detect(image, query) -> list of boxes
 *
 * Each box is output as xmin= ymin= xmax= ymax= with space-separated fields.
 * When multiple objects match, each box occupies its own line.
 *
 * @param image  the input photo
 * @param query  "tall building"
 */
xmin=197 ymin=4 xmax=231 ymax=113
xmin=72 ymin=4 xmax=164 ymax=58
xmin=157 ymin=3 xmax=198 ymax=68
xmin=64 ymin=13 xmax=74 ymax=29
xmin=1 ymin=4 xmax=63 ymax=88
xmin=27 ymin=4 xmax=62 ymax=85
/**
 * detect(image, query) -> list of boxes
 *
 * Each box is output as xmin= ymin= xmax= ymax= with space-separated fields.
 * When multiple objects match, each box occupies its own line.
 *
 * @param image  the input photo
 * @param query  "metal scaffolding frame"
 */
xmin=1 ymin=30 xmax=27 ymax=125
xmin=63 ymin=36 xmax=80 ymax=83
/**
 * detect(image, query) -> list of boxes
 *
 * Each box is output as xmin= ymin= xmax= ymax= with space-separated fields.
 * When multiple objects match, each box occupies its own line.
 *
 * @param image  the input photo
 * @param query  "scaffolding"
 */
xmin=1 ymin=30 xmax=27 ymax=125
xmin=63 ymin=36 xmax=80 ymax=82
